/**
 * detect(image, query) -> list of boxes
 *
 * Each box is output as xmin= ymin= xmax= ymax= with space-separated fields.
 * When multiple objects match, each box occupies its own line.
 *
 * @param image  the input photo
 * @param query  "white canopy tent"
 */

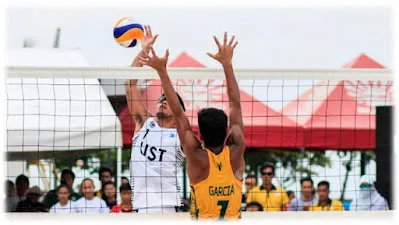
xmin=5 ymin=49 xmax=123 ymax=160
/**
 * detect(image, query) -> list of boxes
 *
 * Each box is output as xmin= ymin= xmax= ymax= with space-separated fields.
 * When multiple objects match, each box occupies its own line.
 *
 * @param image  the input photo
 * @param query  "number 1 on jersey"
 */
xmin=217 ymin=200 xmax=229 ymax=220
xmin=143 ymin=129 xmax=150 ymax=139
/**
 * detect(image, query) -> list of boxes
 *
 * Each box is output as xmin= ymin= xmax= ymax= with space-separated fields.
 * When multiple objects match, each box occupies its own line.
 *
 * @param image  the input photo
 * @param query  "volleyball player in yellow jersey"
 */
xmin=138 ymin=32 xmax=245 ymax=221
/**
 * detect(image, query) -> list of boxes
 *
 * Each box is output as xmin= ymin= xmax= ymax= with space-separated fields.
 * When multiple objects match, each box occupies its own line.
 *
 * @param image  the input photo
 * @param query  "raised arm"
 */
xmin=138 ymin=47 xmax=201 ymax=154
xmin=207 ymin=32 xmax=245 ymax=151
xmin=125 ymin=25 xmax=158 ymax=130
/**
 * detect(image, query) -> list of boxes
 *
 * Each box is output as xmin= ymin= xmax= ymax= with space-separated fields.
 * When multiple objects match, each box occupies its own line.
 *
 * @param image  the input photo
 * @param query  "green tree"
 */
xmin=337 ymin=150 xmax=375 ymax=201
xmin=54 ymin=149 xmax=131 ymax=177
xmin=244 ymin=149 xmax=332 ymax=188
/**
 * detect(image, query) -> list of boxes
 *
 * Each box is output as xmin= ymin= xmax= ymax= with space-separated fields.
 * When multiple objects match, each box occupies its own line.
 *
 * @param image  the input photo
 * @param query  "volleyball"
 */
xmin=113 ymin=17 xmax=144 ymax=48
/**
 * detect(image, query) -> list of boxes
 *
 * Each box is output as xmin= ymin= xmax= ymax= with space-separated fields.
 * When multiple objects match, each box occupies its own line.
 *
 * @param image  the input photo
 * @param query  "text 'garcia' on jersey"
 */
xmin=209 ymin=185 xmax=235 ymax=197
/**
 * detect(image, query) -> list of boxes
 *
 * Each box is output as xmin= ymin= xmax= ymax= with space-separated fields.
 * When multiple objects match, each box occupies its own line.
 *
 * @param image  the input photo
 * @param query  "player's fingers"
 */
xmin=141 ymin=51 xmax=150 ymax=58
xmin=213 ymin=36 xmax=221 ymax=48
xmin=165 ymin=49 xmax=169 ymax=59
xmin=228 ymin=35 xmax=235 ymax=47
xmin=151 ymin=34 xmax=159 ymax=44
xmin=223 ymin=32 xmax=227 ymax=46
xmin=150 ymin=46 xmax=157 ymax=57
xmin=138 ymin=56 xmax=149 ymax=62
xmin=139 ymin=60 xmax=148 ymax=66
xmin=232 ymin=41 xmax=238 ymax=49
xmin=148 ymin=25 xmax=153 ymax=37
xmin=144 ymin=25 xmax=149 ymax=36
xmin=207 ymin=52 xmax=216 ymax=60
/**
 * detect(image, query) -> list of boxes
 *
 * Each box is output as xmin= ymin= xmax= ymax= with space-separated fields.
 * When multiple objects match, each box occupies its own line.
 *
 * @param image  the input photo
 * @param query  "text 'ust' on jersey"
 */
xmin=190 ymin=146 xmax=242 ymax=220
xmin=130 ymin=118 xmax=184 ymax=209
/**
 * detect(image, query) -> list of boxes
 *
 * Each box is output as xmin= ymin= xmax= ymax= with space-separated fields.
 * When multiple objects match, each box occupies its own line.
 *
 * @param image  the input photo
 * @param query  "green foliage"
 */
xmin=244 ymin=149 xmax=332 ymax=188
xmin=337 ymin=150 xmax=375 ymax=201
xmin=54 ymin=149 xmax=131 ymax=176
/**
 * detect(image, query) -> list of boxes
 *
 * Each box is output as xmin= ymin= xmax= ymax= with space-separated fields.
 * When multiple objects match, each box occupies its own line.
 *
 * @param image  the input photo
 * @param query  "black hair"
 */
xmin=81 ymin=178 xmax=94 ymax=187
xmin=103 ymin=181 xmax=116 ymax=188
xmin=246 ymin=202 xmax=264 ymax=211
xmin=121 ymin=176 xmax=129 ymax=181
xmin=16 ymin=175 xmax=29 ymax=186
xmin=99 ymin=167 xmax=113 ymax=178
xmin=159 ymin=92 xmax=186 ymax=111
xmin=318 ymin=181 xmax=330 ymax=190
xmin=197 ymin=108 xmax=228 ymax=147
xmin=259 ymin=163 xmax=275 ymax=175
xmin=6 ymin=180 xmax=14 ymax=188
xmin=56 ymin=184 xmax=70 ymax=193
xmin=119 ymin=183 xmax=131 ymax=193
xmin=245 ymin=174 xmax=257 ymax=183
xmin=61 ymin=169 xmax=75 ymax=180
xmin=286 ymin=190 xmax=294 ymax=197
xmin=300 ymin=177 xmax=314 ymax=186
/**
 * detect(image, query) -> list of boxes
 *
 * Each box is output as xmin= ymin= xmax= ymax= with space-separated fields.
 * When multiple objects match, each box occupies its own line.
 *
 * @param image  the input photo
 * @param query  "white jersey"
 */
xmin=130 ymin=118 xmax=184 ymax=210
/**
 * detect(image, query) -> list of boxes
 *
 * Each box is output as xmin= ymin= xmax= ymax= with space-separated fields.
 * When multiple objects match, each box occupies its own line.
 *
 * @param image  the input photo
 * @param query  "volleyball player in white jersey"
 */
xmin=125 ymin=25 xmax=185 ymax=213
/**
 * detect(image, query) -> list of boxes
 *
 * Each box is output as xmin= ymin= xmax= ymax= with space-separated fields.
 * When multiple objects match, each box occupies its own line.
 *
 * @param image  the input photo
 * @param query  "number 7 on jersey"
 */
xmin=217 ymin=200 xmax=229 ymax=220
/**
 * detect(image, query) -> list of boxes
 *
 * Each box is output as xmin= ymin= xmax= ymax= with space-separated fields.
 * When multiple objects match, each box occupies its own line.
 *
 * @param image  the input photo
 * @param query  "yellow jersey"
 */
xmin=189 ymin=146 xmax=243 ymax=220
xmin=311 ymin=199 xmax=345 ymax=211
xmin=246 ymin=185 xmax=289 ymax=211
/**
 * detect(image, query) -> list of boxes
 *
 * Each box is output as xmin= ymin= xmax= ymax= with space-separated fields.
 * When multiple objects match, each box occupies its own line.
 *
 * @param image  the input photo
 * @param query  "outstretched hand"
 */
xmin=207 ymin=32 xmax=238 ymax=65
xmin=141 ymin=25 xmax=159 ymax=52
xmin=138 ymin=46 xmax=169 ymax=72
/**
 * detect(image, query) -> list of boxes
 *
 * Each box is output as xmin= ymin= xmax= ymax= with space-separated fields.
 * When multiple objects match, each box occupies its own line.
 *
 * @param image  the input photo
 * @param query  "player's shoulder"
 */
xmin=144 ymin=117 xmax=157 ymax=128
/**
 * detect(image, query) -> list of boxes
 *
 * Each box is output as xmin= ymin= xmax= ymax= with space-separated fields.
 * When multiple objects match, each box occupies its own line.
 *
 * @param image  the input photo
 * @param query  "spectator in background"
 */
xmin=312 ymin=181 xmax=344 ymax=211
xmin=15 ymin=186 xmax=46 ymax=212
xmin=285 ymin=190 xmax=295 ymax=209
xmin=5 ymin=180 xmax=19 ymax=212
xmin=246 ymin=163 xmax=289 ymax=211
xmin=103 ymin=181 xmax=117 ymax=209
xmin=43 ymin=169 xmax=82 ymax=211
xmin=245 ymin=202 xmax=264 ymax=212
xmin=289 ymin=177 xmax=318 ymax=211
xmin=121 ymin=177 xmax=129 ymax=185
xmin=287 ymin=191 xmax=295 ymax=201
xmin=111 ymin=183 xmax=133 ymax=213
xmin=15 ymin=175 xmax=29 ymax=202
xmin=96 ymin=167 xmax=114 ymax=201
xmin=350 ymin=175 xmax=389 ymax=211
xmin=49 ymin=184 xmax=78 ymax=213
xmin=75 ymin=178 xmax=109 ymax=213
xmin=241 ymin=174 xmax=257 ymax=211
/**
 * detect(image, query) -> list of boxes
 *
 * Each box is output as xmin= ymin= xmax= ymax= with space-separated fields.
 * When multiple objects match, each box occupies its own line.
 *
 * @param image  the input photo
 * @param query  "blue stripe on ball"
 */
xmin=113 ymin=23 xmax=144 ymax=39
xmin=128 ymin=39 xmax=138 ymax=47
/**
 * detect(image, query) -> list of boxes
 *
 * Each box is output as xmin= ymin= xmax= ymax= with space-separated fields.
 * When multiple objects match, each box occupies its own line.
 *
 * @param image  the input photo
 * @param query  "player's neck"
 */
xmin=206 ymin=145 xmax=224 ymax=154
xmin=155 ymin=117 xmax=175 ymax=128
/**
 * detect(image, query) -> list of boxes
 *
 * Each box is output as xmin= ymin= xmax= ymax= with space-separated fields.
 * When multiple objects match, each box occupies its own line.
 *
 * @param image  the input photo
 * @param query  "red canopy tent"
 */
xmin=120 ymin=52 xmax=304 ymax=148
xmin=281 ymin=53 xmax=393 ymax=150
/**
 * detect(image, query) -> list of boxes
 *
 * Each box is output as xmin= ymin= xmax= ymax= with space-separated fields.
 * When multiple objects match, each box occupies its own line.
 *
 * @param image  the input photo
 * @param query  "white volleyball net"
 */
xmin=4 ymin=66 xmax=394 ymax=214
